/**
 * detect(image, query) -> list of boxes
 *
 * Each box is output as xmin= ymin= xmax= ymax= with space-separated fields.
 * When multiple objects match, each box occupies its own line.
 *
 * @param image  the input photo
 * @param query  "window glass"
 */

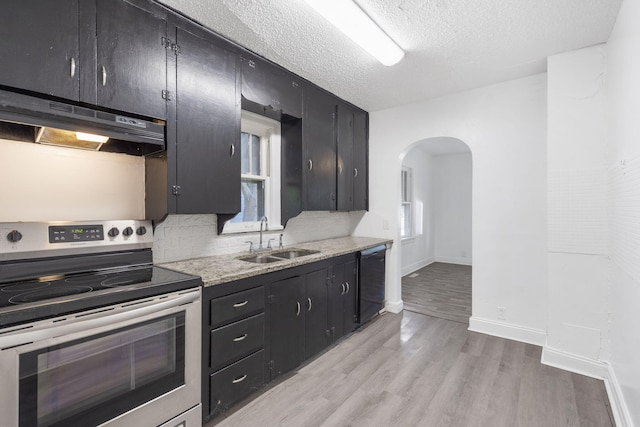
xmin=251 ymin=134 xmax=261 ymax=175
xmin=400 ymin=168 xmax=413 ymax=238
xmin=231 ymin=180 xmax=264 ymax=223
xmin=241 ymin=132 xmax=250 ymax=174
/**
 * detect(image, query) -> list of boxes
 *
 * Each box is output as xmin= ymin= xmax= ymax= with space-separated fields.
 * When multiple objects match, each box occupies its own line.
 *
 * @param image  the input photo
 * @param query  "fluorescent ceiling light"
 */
xmin=76 ymin=132 xmax=109 ymax=143
xmin=304 ymin=0 xmax=404 ymax=66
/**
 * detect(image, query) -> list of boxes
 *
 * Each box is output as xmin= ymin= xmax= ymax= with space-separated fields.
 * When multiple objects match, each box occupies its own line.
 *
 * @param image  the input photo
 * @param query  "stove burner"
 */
xmin=101 ymin=271 xmax=152 ymax=287
xmin=1 ymin=282 xmax=51 ymax=292
xmin=65 ymin=274 xmax=107 ymax=284
xmin=9 ymin=286 xmax=93 ymax=304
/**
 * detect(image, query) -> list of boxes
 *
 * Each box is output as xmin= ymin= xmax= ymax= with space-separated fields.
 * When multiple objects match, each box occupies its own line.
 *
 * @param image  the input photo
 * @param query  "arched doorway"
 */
xmin=399 ymin=137 xmax=472 ymax=323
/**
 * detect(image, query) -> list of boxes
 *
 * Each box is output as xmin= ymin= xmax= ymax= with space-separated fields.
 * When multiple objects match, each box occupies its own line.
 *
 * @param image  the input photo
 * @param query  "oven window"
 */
xmin=19 ymin=313 xmax=185 ymax=427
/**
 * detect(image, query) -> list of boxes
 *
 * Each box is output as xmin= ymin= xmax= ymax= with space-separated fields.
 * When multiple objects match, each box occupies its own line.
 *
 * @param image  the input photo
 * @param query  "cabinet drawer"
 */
xmin=210 ymin=286 xmax=264 ymax=327
xmin=210 ymin=313 xmax=264 ymax=371
xmin=210 ymin=350 xmax=264 ymax=417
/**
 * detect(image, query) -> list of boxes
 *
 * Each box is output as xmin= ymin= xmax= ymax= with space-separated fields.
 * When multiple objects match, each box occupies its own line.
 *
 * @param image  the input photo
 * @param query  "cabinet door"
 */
xmin=328 ymin=264 xmax=345 ymax=343
xmin=96 ymin=0 xmax=167 ymax=119
xmin=303 ymin=85 xmax=336 ymax=210
xmin=242 ymin=54 xmax=302 ymax=118
xmin=352 ymin=109 xmax=368 ymax=211
xmin=268 ymin=276 xmax=304 ymax=379
xmin=337 ymin=103 xmax=354 ymax=211
xmin=174 ymin=27 xmax=241 ymax=214
xmin=343 ymin=260 xmax=358 ymax=333
xmin=0 ymin=0 xmax=79 ymax=100
xmin=304 ymin=268 xmax=329 ymax=359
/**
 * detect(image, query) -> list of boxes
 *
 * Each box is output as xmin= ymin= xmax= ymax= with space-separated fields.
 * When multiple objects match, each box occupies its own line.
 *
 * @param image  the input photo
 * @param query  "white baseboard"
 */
xmin=435 ymin=256 xmax=472 ymax=266
xmin=540 ymin=346 xmax=607 ymax=379
xmin=604 ymin=363 xmax=634 ymax=427
xmin=401 ymin=257 xmax=435 ymax=276
xmin=468 ymin=316 xmax=546 ymax=346
xmin=385 ymin=299 xmax=403 ymax=313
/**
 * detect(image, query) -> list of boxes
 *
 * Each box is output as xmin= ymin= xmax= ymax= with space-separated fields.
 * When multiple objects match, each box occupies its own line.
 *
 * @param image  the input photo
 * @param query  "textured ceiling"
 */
xmin=159 ymin=0 xmax=621 ymax=112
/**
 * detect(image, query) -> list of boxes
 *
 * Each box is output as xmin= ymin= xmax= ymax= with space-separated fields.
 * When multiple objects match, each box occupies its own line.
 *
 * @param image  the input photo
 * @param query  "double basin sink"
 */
xmin=237 ymin=248 xmax=320 ymax=264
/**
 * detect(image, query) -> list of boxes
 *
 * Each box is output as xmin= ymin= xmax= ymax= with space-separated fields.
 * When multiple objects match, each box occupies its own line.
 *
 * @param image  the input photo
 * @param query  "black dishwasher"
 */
xmin=358 ymin=244 xmax=387 ymax=324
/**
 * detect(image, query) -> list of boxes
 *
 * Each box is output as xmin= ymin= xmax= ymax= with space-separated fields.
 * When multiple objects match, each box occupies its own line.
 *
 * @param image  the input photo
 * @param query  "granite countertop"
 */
xmin=159 ymin=236 xmax=392 ymax=287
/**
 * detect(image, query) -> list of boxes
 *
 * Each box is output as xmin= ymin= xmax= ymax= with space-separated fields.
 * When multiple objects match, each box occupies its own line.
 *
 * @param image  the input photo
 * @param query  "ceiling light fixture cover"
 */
xmin=304 ymin=0 xmax=404 ymax=66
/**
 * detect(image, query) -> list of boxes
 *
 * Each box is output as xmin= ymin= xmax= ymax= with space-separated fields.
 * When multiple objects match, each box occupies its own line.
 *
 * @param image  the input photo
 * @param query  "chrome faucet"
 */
xmin=258 ymin=216 xmax=268 ymax=250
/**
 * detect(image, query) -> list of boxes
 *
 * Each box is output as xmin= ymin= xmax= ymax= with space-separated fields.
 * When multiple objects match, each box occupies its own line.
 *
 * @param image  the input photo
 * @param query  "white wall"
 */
xmin=544 ymin=45 xmax=610 ymax=376
xmin=353 ymin=74 xmax=548 ymax=343
xmin=400 ymin=148 xmax=434 ymax=276
xmin=605 ymin=0 xmax=640 ymax=423
xmin=0 ymin=139 xmax=145 ymax=221
xmin=433 ymin=152 xmax=472 ymax=265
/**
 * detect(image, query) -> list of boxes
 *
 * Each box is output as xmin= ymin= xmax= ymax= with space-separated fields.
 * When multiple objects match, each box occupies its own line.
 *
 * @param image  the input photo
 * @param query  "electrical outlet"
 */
xmin=497 ymin=307 xmax=507 ymax=320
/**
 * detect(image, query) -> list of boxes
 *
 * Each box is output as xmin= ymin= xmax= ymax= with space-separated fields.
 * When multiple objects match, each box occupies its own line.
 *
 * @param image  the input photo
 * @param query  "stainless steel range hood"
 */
xmin=0 ymin=89 xmax=165 ymax=156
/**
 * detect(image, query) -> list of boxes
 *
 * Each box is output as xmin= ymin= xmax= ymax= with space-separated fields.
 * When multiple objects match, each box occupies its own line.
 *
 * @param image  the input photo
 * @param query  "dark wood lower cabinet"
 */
xmin=268 ymin=275 xmax=304 ymax=378
xmin=304 ymin=268 xmax=329 ymax=359
xmin=209 ymin=350 xmax=265 ymax=417
xmin=204 ymin=252 xmax=363 ymax=422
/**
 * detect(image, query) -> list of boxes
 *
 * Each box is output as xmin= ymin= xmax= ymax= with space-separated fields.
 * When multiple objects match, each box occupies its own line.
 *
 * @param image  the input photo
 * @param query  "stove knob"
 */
xmin=108 ymin=227 xmax=120 ymax=237
xmin=122 ymin=227 xmax=134 ymax=237
xmin=7 ymin=230 xmax=22 ymax=243
xmin=136 ymin=226 xmax=147 ymax=236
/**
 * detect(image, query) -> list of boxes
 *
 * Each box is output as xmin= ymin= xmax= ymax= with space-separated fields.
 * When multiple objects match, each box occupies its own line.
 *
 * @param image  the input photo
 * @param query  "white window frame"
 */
xmin=222 ymin=111 xmax=282 ymax=234
xmin=400 ymin=167 xmax=413 ymax=239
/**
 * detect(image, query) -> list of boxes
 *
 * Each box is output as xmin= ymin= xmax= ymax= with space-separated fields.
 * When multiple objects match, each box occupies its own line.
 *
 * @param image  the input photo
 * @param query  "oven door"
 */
xmin=0 ymin=288 xmax=201 ymax=427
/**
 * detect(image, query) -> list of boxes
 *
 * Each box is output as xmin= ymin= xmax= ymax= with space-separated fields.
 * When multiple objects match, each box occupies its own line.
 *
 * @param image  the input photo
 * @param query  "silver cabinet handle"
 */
xmin=70 ymin=57 xmax=76 ymax=78
xmin=233 ymin=334 xmax=248 ymax=342
xmin=233 ymin=300 xmax=248 ymax=308
xmin=346 ymin=282 xmax=350 ymax=294
xmin=230 ymin=143 xmax=235 ymax=158
xmin=296 ymin=301 xmax=301 ymax=316
xmin=354 ymin=168 xmax=358 ymax=177
xmin=232 ymin=374 xmax=247 ymax=384
xmin=308 ymin=297 xmax=312 ymax=311
xmin=308 ymin=159 xmax=313 ymax=171
xmin=101 ymin=66 xmax=107 ymax=86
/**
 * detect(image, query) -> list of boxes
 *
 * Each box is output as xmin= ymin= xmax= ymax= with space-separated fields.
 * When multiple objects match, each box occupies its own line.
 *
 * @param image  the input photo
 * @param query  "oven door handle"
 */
xmin=0 ymin=290 xmax=199 ymax=349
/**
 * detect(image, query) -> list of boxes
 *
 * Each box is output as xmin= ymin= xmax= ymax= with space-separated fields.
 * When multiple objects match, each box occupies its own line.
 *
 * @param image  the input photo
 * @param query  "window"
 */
xmin=223 ymin=111 xmax=281 ymax=233
xmin=400 ymin=167 xmax=412 ymax=239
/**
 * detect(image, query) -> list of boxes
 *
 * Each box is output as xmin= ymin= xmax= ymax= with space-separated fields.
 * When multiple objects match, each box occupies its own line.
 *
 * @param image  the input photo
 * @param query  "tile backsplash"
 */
xmin=153 ymin=211 xmax=358 ymax=263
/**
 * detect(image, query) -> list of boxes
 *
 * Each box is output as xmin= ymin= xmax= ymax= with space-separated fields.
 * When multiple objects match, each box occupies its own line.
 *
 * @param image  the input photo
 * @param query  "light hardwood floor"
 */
xmin=402 ymin=262 xmax=472 ymax=324
xmin=208 ymin=311 xmax=614 ymax=427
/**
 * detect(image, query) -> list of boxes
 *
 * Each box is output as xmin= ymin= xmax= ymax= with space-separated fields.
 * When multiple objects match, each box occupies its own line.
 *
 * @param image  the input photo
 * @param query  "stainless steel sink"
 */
xmin=271 ymin=249 xmax=320 ymax=259
xmin=237 ymin=254 xmax=282 ymax=264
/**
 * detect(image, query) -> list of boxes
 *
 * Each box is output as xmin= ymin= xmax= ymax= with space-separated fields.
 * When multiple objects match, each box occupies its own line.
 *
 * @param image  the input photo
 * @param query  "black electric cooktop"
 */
xmin=0 ymin=265 xmax=201 ymax=328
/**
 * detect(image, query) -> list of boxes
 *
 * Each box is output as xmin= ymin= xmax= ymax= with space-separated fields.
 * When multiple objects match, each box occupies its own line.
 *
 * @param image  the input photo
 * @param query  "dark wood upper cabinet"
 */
xmin=241 ymin=54 xmax=303 ymax=119
xmin=352 ymin=110 xmax=369 ymax=211
xmin=94 ymin=0 xmax=167 ymax=119
xmin=172 ymin=26 xmax=241 ymax=215
xmin=303 ymin=85 xmax=337 ymax=211
xmin=0 ymin=0 xmax=80 ymax=100
xmin=337 ymin=102 xmax=355 ymax=211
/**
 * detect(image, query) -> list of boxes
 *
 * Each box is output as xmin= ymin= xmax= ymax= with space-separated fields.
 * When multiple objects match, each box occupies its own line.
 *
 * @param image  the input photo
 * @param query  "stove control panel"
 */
xmin=49 ymin=225 xmax=104 ymax=243
xmin=0 ymin=220 xmax=154 ymax=261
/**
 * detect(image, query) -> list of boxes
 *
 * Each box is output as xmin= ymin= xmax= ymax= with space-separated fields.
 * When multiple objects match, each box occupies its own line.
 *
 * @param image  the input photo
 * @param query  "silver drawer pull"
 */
xmin=230 ymin=143 xmax=235 ymax=158
xmin=101 ymin=66 xmax=107 ymax=86
xmin=232 ymin=374 xmax=247 ymax=384
xmin=233 ymin=334 xmax=248 ymax=342
xmin=70 ymin=57 xmax=76 ymax=78
xmin=346 ymin=282 xmax=350 ymax=294
xmin=233 ymin=300 xmax=249 ymax=308
xmin=354 ymin=167 xmax=358 ymax=177
xmin=308 ymin=159 xmax=313 ymax=171
xmin=296 ymin=301 xmax=301 ymax=316
xmin=307 ymin=297 xmax=312 ymax=311
xmin=341 ymin=283 xmax=346 ymax=295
